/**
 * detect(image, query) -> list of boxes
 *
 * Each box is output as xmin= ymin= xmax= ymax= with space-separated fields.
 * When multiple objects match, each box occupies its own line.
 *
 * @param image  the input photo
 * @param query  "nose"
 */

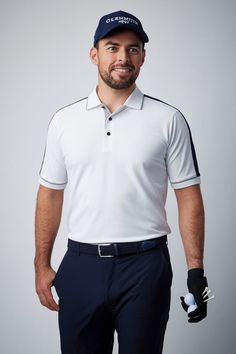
xmin=118 ymin=48 xmax=130 ymax=63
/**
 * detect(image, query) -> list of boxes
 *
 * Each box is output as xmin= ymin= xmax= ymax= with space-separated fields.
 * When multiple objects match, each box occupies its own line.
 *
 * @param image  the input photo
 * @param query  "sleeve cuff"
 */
xmin=171 ymin=176 xmax=201 ymax=189
xmin=39 ymin=176 xmax=67 ymax=190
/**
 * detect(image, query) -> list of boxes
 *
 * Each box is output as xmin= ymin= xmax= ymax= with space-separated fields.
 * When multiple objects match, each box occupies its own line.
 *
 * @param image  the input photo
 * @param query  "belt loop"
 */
xmin=113 ymin=243 xmax=120 ymax=256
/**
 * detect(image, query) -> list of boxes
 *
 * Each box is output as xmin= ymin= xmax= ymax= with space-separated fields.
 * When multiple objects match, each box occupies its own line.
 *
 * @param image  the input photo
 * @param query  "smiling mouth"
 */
xmin=113 ymin=67 xmax=132 ymax=72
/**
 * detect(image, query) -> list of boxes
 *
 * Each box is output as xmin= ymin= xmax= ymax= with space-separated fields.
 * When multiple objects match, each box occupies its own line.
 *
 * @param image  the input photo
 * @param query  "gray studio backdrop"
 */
xmin=1 ymin=0 xmax=235 ymax=353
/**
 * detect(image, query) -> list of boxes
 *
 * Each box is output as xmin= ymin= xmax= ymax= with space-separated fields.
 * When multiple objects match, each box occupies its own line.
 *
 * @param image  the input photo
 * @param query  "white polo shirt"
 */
xmin=39 ymin=86 xmax=201 ymax=243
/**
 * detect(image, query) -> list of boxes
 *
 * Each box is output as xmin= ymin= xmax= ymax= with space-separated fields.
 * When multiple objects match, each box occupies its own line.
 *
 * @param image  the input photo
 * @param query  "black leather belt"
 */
xmin=68 ymin=235 xmax=167 ymax=258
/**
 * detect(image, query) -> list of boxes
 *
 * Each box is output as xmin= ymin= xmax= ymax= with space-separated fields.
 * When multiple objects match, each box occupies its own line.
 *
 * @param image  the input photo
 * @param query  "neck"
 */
xmin=96 ymin=80 xmax=136 ymax=112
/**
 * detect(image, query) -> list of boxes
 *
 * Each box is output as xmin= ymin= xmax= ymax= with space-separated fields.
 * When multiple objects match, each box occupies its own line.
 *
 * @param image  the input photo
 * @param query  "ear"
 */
xmin=90 ymin=47 xmax=98 ymax=65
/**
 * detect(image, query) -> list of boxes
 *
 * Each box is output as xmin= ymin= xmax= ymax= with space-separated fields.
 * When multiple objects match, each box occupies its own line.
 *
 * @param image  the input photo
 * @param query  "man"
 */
xmin=34 ymin=10 xmax=209 ymax=354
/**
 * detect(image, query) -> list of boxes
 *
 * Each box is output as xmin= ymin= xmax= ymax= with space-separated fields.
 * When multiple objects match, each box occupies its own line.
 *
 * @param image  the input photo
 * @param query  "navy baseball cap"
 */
xmin=93 ymin=10 xmax=149 ymax=46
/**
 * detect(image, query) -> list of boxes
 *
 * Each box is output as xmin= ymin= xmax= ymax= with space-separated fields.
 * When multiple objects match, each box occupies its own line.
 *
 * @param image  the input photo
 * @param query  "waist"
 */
xmin=67 ymin=235 xmax=167 ymax=258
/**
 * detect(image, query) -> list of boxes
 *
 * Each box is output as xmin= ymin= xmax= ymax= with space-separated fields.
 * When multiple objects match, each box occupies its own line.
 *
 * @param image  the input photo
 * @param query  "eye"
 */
xmin=129 ymin=47 xmax=139 ymax=53
xmin=106 ymin=46 xmax=117 ymax=52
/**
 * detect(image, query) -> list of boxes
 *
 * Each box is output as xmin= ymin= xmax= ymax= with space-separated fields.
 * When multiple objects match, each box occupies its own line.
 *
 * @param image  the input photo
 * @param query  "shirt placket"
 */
xmin=101 ymin=106 xmax=128 ymax=152
xmin=101 ymin=106 xmax=114 ymax=152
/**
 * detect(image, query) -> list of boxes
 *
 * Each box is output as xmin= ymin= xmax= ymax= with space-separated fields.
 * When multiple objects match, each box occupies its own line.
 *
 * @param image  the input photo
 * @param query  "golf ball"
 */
xmin=187 ymin=304 xmax=198 ymax=314
xmin=184 ymin=293 xmax=196 ymax=306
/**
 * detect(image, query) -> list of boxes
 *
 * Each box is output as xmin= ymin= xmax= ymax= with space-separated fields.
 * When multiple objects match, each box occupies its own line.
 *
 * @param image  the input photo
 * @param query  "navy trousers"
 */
xmin=53 ymin=238 xmax=173 ymax=354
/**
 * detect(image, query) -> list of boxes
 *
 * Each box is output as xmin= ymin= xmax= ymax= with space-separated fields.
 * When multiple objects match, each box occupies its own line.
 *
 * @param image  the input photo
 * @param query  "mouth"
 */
xmin=112 ymin=67 xmax=133 ymax=73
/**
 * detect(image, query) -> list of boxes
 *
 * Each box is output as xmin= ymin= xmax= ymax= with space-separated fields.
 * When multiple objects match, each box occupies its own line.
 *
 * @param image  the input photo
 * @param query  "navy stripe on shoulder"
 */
xmin=55 ymin=96 xmax=88 ymax=115
xmin=144 ymin=94 xmax=200 ymax=177
xmin=39 ymin=96 xmax=87 ymax=176
xmin=181 ymin=115 xmax=200 ymax=177
xmin=144 ymin=94 xmax=179 ymax=111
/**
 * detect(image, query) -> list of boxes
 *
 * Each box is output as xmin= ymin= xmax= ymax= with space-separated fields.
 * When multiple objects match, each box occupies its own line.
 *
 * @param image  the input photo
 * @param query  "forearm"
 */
xmin=175 ymin=185 xmax=205 ymax=270
xmin=34 ymin=185 xmax=64 ymax=271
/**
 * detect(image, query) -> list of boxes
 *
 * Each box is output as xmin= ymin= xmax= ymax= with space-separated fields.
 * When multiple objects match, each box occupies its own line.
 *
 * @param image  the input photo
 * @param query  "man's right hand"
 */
xmin=35 ymin=267 xmax=59 ymax=311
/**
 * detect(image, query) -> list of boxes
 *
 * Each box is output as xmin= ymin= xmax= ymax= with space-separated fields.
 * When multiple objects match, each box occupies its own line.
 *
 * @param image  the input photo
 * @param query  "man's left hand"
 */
xmin=180 ymin=268 xmax=208 ymax=323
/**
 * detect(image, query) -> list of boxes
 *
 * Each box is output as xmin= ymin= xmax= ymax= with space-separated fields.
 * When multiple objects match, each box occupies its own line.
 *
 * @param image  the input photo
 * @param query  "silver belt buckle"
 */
xmin=98 ymin=243 xmax=114 ymax=258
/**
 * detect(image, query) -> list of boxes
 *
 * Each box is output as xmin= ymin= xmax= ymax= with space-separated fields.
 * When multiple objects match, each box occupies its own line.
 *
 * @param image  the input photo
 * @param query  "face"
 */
xmin=90 ymin=30 xmax=145 ymax=90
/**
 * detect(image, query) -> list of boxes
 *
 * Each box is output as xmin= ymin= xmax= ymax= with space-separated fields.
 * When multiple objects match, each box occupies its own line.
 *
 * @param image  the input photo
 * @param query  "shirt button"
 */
xmin=107 ymin=132 xmax=111 ymax=136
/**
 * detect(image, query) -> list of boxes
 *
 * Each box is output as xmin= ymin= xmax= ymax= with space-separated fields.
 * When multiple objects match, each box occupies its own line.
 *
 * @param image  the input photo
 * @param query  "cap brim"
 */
xmin=94 ymin=24 xmax=149 ymax=46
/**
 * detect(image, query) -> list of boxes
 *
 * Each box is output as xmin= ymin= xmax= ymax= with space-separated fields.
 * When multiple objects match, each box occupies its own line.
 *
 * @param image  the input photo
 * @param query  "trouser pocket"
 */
xmin=52 ymin=250 xmax=69 ymax=287
xmin=161 ymin=244 xmax=173 ymax=282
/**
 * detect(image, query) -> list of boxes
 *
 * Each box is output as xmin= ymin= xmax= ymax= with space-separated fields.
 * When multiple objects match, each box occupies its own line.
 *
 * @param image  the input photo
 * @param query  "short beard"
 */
xmin=98 ymin=65 xmax=139 ymax=90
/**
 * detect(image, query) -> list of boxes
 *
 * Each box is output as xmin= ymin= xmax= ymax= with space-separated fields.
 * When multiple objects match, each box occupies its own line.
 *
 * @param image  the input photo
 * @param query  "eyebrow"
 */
xmin=104 ymin=41 xmax=141 ymax=47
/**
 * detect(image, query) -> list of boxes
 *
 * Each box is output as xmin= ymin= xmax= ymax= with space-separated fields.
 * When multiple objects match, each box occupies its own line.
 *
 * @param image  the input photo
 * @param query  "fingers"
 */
xmin=35 ymin=267 xmax=59 ymax=311
xmin=37 ymin=286 xmax=59 ymax=311
xmin=180 ymin=296 xmax=189 ymax=312
xmin=188 ymin=316 xmax=204 ymax=323
xmin=187 ymin=305 xmax=207 ymax=323
xmin=188 ymin=311 xmax=206 ymax=323
xmin=180 ymin=292 xmax=207 ymax=323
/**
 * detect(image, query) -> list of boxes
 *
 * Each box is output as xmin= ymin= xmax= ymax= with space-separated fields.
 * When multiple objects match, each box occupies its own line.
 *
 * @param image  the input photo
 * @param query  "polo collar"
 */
xmin=86 ymin=86 xmax=144 ymax=111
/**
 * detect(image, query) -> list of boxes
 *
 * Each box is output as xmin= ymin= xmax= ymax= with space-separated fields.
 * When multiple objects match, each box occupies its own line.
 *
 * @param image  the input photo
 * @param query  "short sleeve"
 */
xmin=166 ymin=110 xmax=201 ymax=189
xmin=39 ymin=114 xmax=68 ymax=190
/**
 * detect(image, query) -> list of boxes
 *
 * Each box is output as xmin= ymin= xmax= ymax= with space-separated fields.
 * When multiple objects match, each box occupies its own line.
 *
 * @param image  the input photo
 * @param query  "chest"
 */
xmin=60 ymin=109 xmax=168 ymax=169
